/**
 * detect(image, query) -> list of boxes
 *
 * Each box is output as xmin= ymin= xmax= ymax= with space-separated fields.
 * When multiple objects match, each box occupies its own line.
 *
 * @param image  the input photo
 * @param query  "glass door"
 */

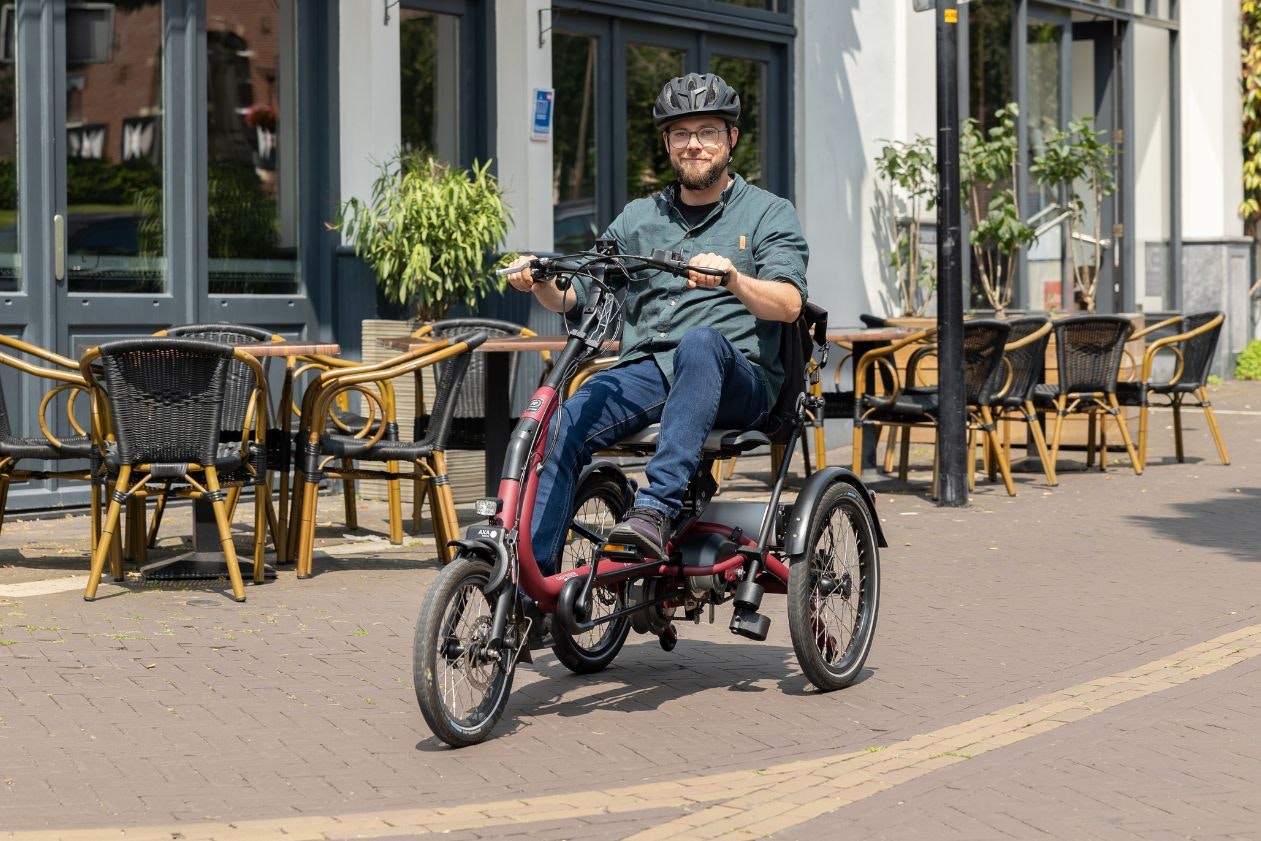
xmin=1024 ymin=7 xmax=1071 ymax=310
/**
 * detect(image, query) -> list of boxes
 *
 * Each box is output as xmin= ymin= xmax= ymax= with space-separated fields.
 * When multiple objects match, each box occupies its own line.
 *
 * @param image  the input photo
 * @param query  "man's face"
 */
xmin=663 ymin=116 xmax=737 ymax=192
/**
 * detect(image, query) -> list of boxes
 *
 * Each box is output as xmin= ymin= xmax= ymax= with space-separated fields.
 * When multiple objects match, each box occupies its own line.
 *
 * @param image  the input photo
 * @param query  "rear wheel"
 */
xmin=549 ymin=472 xmax=632 ymax=674
xmin=787 ymin=482 xmax=880 ymax=691
xmin=414 ymin=556 xmax=515 ymax=746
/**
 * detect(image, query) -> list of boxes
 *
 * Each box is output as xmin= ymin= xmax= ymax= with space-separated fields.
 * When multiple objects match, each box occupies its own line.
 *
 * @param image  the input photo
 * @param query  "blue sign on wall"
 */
xmin=531 ymin=88 xmax=554 ymax=141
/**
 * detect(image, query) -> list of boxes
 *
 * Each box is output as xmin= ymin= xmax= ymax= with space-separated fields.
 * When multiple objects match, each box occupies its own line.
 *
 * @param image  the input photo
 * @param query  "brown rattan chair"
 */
xmin=1115 ymin=311 xmax=1229 ymax=470
xmin=290 ymin=333 xmax=486 ymax=577
xmin=0 ymin=338 xmax=97 ymax=537
xmin=1032 ymin=314 xmax=1142 ymax=475
xmin=981 ymin=316 xmax=1057 ymax=487
xmin=79 ymin=338 xmax=272 ymax=601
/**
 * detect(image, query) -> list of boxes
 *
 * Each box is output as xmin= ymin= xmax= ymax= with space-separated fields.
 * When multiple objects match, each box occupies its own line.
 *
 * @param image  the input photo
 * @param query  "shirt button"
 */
xmin=658 ymin=332 xmax=667 ymax=338
xmin=670 ymin=300 xmax=677 ymax=307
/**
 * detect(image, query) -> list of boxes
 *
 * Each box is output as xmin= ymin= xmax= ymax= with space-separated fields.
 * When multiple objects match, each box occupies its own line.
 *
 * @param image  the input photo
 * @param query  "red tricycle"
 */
xmin=413 ymin=247 xmax=885 ymax=747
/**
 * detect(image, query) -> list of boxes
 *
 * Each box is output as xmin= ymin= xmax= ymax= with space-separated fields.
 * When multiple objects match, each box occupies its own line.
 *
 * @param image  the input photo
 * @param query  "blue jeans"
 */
xmin=531 ymin=327 xmax=770 ymax=574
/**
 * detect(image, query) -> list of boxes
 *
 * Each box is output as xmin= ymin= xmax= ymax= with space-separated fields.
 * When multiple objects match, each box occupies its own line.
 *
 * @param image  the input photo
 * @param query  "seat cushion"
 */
xmin=0 ymin=434 xmax=93 ymax=461
xmin=614 ymin=424 xmax=771 ymax=456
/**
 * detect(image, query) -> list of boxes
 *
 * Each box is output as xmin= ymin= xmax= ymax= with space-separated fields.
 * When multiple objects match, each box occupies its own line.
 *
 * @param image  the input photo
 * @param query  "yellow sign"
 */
xmin=944 ymin=9 xmax=958 ymax=23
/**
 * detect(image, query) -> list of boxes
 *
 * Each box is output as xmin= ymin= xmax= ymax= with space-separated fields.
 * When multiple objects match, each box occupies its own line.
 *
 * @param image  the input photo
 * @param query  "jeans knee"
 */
xmin=674 ymin=326 xmax=729 ymax=366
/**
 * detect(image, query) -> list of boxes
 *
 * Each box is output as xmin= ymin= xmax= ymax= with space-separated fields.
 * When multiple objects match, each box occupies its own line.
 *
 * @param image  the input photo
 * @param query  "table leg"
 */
xmin=483 ymin=351 xmax=512 ymax=496
xmin=140 ymin=497 xmax=275 ymax=581
xmin=852 ymin=340 xmax=884 ymax=479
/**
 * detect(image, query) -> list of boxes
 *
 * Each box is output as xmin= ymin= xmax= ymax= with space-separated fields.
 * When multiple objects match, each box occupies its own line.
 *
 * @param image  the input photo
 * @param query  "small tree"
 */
xmin=874 ymin=136 xmax=937 ymax=316
xmin=961 ymin=103 xmax=1035 ymax=315
xmin=333 ymin=151 xmax=513 ymax=321
xmin=1030 ymin=116 xmax=1116 ymax=312
xmin=1241 ymin=0 xmax=1261 ymax=236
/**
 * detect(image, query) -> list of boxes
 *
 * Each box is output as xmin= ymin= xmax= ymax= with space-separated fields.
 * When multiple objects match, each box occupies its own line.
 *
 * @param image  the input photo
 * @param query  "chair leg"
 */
xmin=412 ymin=474 xmax=425 ymax=533
xmin=1023 ymin=402 xmax=1057 ymax=486
xmin=253 ymin=483 xmax=268 ymax=584
xmin=1049 ymin=400 xmax=1067 ymax=468
xmin=146 ymin=481 xmax=171 ymax=548
xmin=225 ymin=486 xmax=242 ymax=522
xmin=296 ymin=480 xmax=321 ymax=579
xmin=90 ymin=481 xmax=102 ymax=554
xmin=770 ymin=443 xmax=786 ymax=476
xmin=341 ymin=460 xmax=358 ymax=530
xmin=981 ymin=407 xmax=1015 ymax=496
xmin=799 ymin=432 xmax=813 ymax=478
xmin=1171 ymin=402 xmax=1185 ymax=463
xmin=1199 ymin=388 xmax=1230 ymax=465
xmin=883 ymin=427 xmax=899 ymax=474
xmin=722 ymin=457 xmax=738 ymax=480
xmin=1136 ymin=403 xmax=1150 ymax=472
xmin=0 ymin=472 xmax=11 ymax=536
xmin=429 ymin=452 xmax=458 ymax=564
xmin=851 ymin=423 xmax=865 ymax=475
xmin=262 ymin=474 xmax=282 ymax=559
xmin=277 ymin=468 xmax=291 ymax=559
xmin=1098 ymin=409 xmax=1109 ymax=472
xmin=129 ymin=496 xmax=148 ymax=567
xmin=897 ymin=426 xmax=911 ymax=482
xmin=1085 ymin=412 xmax=1098 ymax=468
xmin=1106 ymin=395 xmax=1142 ymax=475
xmin=284 ymin=466 xmax=305 ymax=565
xmin=386 ymin=460 xmax=404 ymax=545
xmin=813 ymin=421 xmax=827 ymax=472
xmin=85 ymin=467 xmax=130 ymax=601
xmin=205 ymin=469 xmax=246 ymax=601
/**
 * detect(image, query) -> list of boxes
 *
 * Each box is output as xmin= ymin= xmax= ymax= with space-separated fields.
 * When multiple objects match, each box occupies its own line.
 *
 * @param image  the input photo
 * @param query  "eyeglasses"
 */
xmin=666 ymin=127 xmax=727 ymax=149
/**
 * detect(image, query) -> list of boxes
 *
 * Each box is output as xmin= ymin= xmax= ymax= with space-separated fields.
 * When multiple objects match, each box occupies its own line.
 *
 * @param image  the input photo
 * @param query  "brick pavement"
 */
xmin=1 ymin=381 xmax=1260 ymax=839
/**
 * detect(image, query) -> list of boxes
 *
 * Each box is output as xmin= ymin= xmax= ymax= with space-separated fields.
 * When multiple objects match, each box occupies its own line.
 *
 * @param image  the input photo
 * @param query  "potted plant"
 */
xmin=874 ymin=135 xmax=937 ymax=317
xmin=961 ymin=103 xmax=1035 ymax=317
xmin=1030 ymin=115 xmax=1116 ymax=312
xmin=333 ymin=150 xmax=514 ymax=321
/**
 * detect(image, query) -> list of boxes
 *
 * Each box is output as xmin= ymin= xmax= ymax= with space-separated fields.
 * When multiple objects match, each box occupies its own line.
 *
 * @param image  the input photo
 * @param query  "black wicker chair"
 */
xmin=853 ymin=320 xmax=1015 ymax=495
xmin=0 ymin=338 xmax=96 ymax=537
xmin=1033 ymin=314 xmax=1142 ymax=475
xmin=79 ymin=338 xmax=271 ymax=601
xmin=980 ymin=316 xmax=1057 ymax=487
xmin=1115 ymin=311 xmax=1228 ymax=470
xmin=291 ymin=333 xmax=486 ymax=578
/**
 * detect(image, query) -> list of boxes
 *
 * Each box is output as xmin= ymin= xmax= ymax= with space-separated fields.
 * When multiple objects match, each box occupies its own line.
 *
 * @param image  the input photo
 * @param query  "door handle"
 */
xmin=53 ymin=214 xmax=65 ymax=283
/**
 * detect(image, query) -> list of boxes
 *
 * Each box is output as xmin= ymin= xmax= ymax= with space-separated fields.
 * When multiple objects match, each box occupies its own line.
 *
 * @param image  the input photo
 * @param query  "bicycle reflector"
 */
xmin=474 ymin=497 xmax=503 ymax=518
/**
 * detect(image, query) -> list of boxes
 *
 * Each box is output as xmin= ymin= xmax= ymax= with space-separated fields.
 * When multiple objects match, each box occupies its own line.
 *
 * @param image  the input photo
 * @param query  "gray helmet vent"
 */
xmin=652 ymin=72 xmax=741 ymax=130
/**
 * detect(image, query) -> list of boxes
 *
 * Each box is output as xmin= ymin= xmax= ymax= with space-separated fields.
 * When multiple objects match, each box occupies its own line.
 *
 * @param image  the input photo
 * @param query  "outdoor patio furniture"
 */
xmin=290 ymin=333 xmax=486 ymax=577
xmin=1115 ymin=311 xmax=1229 ymax=470
xmin=982 ymin=316 xmax=1057 ymax=487
xmin=79 ymin=338 xmax=272 ymax=601
xmin=1033 ymin=314 xmax=1143 ymax=475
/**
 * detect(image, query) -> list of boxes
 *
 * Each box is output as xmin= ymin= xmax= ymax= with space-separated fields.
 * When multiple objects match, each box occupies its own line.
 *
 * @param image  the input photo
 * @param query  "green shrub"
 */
xmin=1234 ymin=339 xmax=1261 ymax=380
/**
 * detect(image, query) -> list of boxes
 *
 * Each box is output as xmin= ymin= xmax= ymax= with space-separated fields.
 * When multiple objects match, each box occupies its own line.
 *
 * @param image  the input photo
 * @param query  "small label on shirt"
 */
xmin=738 ymin=235 xmax=747 ymax=250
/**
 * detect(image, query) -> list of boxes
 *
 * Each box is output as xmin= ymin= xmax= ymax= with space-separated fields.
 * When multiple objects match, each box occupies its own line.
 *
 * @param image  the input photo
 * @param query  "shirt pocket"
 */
xmin=696 ymin=229 xmax=756 ymax=277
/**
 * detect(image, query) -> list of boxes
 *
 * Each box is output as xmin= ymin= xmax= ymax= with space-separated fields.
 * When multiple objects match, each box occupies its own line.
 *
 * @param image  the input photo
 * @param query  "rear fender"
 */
xmin=783 ymin=467 xmax=887 ymax=556
xmin=578 ymin=459 xmax=637 ymax=508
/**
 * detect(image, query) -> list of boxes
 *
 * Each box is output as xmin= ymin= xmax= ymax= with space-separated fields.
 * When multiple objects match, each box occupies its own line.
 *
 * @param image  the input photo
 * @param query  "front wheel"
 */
xmin=787 ymin=482 xmax=880 ymax=691
xmin=413 ymin=555 xmax=515 ymax=746
xmin=549 ymin=471 xmax=632 ymax=674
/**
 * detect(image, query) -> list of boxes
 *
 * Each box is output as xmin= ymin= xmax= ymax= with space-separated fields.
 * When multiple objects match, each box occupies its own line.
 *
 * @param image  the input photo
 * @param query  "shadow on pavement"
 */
xmin=1124 ymin=485 xmax=1261 ymax=563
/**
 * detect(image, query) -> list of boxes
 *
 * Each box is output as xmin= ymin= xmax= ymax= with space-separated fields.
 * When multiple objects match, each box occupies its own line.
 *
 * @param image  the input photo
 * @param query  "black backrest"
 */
xmin=1176 ymin=311 xmax=1223 ymax=387
xmin=414 ymin=334 xmax=487 ymax=449
xmin=983 ymin=316 xmax=1049 ymax=404
xmin=963 ymin=319 xmax=1013 ymax=405
xmin=1052 ymin=314 xmax=1132 ymax=394
xmin=95 ymin=338 xmax=234 ymax=467
xmin=765 ymin=300 xmax=828 ymax=442
xmin=430 ymin=318 xmax=528 ymax=419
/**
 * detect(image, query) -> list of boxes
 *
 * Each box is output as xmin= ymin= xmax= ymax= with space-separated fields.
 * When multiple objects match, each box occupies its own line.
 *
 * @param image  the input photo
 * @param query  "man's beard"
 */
xmin=672 ymin=147 xmax=731 ymax=191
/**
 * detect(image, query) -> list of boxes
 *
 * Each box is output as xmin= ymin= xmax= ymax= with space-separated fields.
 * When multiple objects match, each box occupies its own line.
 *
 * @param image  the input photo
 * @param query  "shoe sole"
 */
xmin=605 ymin=526 xmax=665 ymax=560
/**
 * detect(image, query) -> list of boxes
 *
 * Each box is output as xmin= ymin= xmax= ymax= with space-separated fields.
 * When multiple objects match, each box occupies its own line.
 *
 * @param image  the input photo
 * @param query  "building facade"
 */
xmin=1 ymin=0 xmax=1244 ymax=510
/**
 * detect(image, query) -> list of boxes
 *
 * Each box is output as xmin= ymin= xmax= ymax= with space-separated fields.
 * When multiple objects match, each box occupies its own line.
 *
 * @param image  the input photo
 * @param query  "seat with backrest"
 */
xmin=0 ymin=338 xmax=96 ymax=537
xmin=853 ymin=320 xmax=1015 ymax=495
xmin=79 ymin=338 xmax=271 ymax=601
xmin=291 ymin=333 xmax=486 ymax=577
xmin=981 ymin=316 xmax=1057 ymax=487
xmin=1115 ymin=311 xmax=1228 ymax=469
xmin=1032 ymin=314 xmax=1142 ymax=475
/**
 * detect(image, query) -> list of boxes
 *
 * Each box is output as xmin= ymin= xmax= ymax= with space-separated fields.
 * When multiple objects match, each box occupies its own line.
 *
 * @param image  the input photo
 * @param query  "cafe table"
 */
xmin=137 ymin=340 xmax=339 ymax=581
xmin=825 ymin=326 xmax=916 ymax=478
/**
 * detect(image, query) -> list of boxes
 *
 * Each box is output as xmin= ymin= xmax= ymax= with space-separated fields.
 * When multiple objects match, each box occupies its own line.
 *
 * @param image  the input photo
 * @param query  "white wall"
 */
xmin=795 ymin=0 xmax=936 ymax=324
xmin=336 ymin=2 xmax=402 ymax=222
xmin=495 ymin=0 xmax=555 ymax=253
xmin=1180 ymin=1 xmax=1244 ymax=239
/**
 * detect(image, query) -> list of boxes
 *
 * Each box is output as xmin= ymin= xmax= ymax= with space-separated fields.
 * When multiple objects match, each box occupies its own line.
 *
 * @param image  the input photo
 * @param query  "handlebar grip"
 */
xmin=690 ymin=265 xmax=727 ymax=279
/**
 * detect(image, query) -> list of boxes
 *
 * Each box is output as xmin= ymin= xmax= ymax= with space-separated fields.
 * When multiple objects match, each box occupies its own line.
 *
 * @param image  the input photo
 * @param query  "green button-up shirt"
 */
xmin=571 ymin=174 xmax=810 ymax=406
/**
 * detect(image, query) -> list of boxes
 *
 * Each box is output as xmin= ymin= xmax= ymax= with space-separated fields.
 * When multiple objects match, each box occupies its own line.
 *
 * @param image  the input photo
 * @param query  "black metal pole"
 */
xmin=936 ymin=0 xmax=967 ymax=507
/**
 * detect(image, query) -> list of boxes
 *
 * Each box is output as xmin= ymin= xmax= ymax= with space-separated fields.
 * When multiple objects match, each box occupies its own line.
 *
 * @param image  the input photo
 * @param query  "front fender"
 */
xmin=783 ymin=467 xmax=887 ymax=555
xmin=449 ymin=533 xmax=510 ymax=594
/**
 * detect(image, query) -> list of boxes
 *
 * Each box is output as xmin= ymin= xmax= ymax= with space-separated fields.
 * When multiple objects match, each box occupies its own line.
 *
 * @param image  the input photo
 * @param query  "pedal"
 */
xmin=729 ymin=608 xmax=771 ymax=641
xmin=600 ymin=542 xmax=646 ymax=562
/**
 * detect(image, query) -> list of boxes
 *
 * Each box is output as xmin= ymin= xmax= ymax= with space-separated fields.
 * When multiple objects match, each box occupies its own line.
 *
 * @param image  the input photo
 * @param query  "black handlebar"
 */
xmin=496 ymin=250 xmax=728 ymax=283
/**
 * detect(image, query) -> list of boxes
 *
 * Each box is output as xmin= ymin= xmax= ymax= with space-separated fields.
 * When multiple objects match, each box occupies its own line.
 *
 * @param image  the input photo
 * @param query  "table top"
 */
xmin=826 ymin=327 xmax=917 ymax=343
xmin=379 ymin=335 xmax=618 ymax=354
xmin=236 ymin=341 xmax=340 ymax=358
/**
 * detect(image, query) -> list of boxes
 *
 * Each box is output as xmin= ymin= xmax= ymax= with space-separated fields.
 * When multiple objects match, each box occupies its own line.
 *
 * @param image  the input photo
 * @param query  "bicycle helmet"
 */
xmin=652 ymin=73 xmax=741 ymax=130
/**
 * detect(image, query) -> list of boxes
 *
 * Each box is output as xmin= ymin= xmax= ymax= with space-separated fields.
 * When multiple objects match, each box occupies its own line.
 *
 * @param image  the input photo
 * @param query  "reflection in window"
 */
xmin=65 ymin=0 xmax=164 ymax=294
xmin=0 ymin=55 xmax=16 ymax=291
xmin=1133 ymin=24 xmax=1173 ymax=311
xmin=400 ymin=9 xmax=459 ymax=162
xmin=553 ymin=32 xmax=598 ymax=253
xmin=712 ymin=55 xmax=766 ymax=187
xmin=968 ymin=1 xmax=1012 ymax=134
xmin=1026 ymin=22 xmax=1063 ymax=310
xmin=206 ymin=0 xmax=298 ymax=295
xmin=625 ymin=43 xmax=684 ymax=200
xmin=718 ymin=0 xmax=783 ymax=10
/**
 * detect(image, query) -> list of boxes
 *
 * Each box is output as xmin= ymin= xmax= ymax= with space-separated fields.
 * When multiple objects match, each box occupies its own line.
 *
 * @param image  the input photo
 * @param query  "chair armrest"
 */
xmin=0 ymin=335 xmax=79 ymax=371
xmin=0 ymin=350 xmax=92 ymax=448
xmin=852 ymin=327 xmax=936 ymax=407
xmin=1128 ymin=314 xmax=1182 ymax=341
xmin=1139 ymin=314 xmax=1223 ymax=386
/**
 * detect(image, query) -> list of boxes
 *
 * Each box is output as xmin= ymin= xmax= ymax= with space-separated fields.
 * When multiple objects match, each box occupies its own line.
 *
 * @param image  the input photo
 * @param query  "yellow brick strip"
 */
xmin=6 ymin=623 xmax=1261 ymax=841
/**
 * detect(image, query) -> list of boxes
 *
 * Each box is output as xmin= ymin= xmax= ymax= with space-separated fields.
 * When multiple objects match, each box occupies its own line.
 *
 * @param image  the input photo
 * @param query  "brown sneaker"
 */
xmin=605 ymin=506 xmax=671 ymax=559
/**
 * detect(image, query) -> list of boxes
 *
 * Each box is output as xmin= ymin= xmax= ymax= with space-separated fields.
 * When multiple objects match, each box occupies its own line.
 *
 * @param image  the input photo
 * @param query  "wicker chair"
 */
xmin=853 ymin=320 xmax=1015 ymax=495
xmin=79 ymin=338 xmax=271 ymax=601
xmin=146 ymin=324 xmax=287 ymax=556
xmin=0 ymin=338 xmax=97 ymax=537
xmin=1115 ymin=311 xmax=1228 ymax=470
xmin=1032 ymin=314 xmax=1142 ymax=475
xmin=980 ymin=316 xmax=1057 ymax=487
xmin=290 ymin=333 xmax=486 ymax=578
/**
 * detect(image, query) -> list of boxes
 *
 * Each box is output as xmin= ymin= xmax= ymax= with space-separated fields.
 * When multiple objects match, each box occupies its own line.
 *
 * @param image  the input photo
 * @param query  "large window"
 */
xmin=625 ymin=42 xmax=684 ymax=200
xmin=400 ymin=9 xmax=460 ymax=161
xmin=205 ymin=0 xmax=299 ymax=295
xmin=0 ymin=47 xmax=15 ymax=291
xmin=553 ymin=31 xmax=599 ymax=253
xmin=1133 ymin=22 xmax=1173 ymax=311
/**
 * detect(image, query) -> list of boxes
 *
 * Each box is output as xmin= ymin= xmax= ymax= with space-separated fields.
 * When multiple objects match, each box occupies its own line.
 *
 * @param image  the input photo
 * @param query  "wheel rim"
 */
xmin=809 ymin=502 xmax=869 ymax=668
xmin=562 ymin=491 xmax=624 ymax=652
xmin=435 ymin=578 xmax=507 ymax=728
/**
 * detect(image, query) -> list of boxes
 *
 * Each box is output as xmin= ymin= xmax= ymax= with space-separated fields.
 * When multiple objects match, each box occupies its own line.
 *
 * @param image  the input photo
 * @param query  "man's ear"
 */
xmin=729 ymin=125 xmax=739 ymax=150
xmin=662 ymin=131 xmax=672 ymax=153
